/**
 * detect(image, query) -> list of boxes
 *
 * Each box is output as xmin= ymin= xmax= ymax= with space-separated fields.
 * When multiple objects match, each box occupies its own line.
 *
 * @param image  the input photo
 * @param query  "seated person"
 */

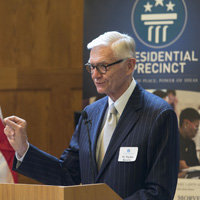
xmin=178 ymin=108 xmax=200 ymax=178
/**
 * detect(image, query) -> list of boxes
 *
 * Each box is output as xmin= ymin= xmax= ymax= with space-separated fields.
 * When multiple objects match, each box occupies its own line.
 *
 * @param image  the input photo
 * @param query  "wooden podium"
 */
xmin=0 ymin=183 xmax=122 ymax=200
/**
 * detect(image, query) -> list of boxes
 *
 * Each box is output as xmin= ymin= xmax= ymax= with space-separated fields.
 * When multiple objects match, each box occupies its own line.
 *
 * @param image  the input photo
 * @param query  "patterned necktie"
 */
xmin=97 ymin=103 xmax=117 ymax=170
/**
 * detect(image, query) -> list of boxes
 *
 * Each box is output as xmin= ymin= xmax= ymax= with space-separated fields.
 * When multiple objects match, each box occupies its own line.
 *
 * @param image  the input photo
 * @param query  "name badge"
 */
xmin=118 ymin=147 xmax=138 ymax=162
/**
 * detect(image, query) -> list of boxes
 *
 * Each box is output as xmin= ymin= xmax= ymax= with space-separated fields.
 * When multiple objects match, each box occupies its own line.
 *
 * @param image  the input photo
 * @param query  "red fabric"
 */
xmin=0 ymin=119 xmax=18 ymax=183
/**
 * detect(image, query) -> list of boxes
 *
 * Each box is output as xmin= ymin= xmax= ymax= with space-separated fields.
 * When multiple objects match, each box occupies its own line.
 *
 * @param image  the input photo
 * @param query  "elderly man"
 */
xmin=4 ymin=31 xmax=179 ymax=199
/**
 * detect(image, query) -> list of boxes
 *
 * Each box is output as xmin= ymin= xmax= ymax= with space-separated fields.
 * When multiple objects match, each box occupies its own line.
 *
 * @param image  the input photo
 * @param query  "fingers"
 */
xmin=4 ymin=118 xmax=20 ymax=130
xmin=4 ymin=115 xmax=26 ymax=124
xmin=4 ymin=116 xmax=26 ymax=130
xmin=3 ymin=116 xmax=28 ymax=155
xmin=4 ymin=115 xmax=27 ymax=140
xmin=4 ymin=125 xmax=15 ymax=140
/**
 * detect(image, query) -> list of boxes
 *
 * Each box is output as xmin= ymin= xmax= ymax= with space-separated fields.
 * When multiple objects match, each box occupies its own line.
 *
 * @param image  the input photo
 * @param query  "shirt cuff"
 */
xmin=15 ymin=143 xmax=30 ymax=162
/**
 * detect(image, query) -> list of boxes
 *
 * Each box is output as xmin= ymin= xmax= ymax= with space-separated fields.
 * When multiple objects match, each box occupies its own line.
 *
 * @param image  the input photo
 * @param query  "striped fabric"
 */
xmin=13 ymin=83 xmax=179 ymax=199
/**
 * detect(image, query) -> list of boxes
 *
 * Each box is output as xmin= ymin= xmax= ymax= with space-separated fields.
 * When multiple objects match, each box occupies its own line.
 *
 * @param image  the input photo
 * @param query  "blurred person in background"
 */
xmin=178 ymin=108 xmax=200 ymax=178
xmin=153 ymin=90 xmax=168 ymax=101
xmin=167 ymin=90 xmax=178 ymax=117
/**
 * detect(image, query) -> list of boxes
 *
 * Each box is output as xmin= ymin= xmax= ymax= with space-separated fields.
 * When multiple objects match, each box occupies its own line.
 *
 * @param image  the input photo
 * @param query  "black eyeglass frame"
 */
xmin=84 ymin=59 xmax=128 ymax=74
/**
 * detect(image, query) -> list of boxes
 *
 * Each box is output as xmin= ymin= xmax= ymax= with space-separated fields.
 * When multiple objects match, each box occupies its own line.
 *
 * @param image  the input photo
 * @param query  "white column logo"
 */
xmin=131 ymin=0 xmax=187 ymax=48
xmin=141 ymin=13 xmax=177 ymax=44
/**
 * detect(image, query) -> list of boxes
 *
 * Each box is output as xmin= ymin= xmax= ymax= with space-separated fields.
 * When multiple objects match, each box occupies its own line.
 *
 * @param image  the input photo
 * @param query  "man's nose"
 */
xmin=92 ymin=67 xmax=102 ymax=78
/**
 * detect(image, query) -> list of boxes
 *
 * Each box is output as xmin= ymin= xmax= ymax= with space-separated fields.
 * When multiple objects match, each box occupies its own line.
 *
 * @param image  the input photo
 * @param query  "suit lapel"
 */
xmin=96 ymin=84 xmax=144 ymax=179
xmin=86 ymin=97 xmax=108 ymax=176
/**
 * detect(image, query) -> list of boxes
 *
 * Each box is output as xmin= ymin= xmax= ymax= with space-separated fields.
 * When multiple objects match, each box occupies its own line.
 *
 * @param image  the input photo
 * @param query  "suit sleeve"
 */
xmin=125 ymin=109 xmax=179 ymax=200
xmin=12 ymin=124 xmax=82 ymax=186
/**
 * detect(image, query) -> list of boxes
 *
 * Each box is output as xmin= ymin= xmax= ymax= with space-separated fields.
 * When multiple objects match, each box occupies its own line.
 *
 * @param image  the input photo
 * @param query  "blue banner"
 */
xmin=83 ymin=0 xmax=200 ymax=99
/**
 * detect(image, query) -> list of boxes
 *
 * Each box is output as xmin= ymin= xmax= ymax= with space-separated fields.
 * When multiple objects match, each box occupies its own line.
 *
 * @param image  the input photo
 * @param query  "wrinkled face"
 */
xmin=184 ymin=119 xmax=199 ymax=139
xmin=89 ymin=45 xmax=134 ymax=101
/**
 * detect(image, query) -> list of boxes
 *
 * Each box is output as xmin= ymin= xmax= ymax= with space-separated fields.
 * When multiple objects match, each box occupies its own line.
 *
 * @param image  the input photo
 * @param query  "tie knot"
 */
xmin=109 ymin=104 xmax=117 ymax=115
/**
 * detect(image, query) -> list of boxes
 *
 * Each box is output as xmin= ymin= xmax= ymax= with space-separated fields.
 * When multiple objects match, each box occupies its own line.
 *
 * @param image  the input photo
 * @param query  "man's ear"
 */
xmin=127 ymin=58 xmax=136 ymax=74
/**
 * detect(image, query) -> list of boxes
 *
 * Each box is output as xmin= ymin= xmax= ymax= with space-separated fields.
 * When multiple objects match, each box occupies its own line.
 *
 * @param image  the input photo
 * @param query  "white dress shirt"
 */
xmin=96 ymin=78 xmax=136 ymax=164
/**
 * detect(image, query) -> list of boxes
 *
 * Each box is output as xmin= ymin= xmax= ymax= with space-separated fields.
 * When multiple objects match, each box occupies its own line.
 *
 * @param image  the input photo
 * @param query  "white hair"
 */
xmin=87 ymin=31 xmax=136 ymax=59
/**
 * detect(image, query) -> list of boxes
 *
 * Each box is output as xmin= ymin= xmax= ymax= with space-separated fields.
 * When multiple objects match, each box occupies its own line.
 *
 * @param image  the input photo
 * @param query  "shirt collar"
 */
xmin=108 ymin=78 xmax=136 ymax=116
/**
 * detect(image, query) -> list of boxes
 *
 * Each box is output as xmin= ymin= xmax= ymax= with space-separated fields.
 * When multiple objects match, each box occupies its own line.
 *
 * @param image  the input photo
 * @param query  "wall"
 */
xmin=0 ymin=0 xmax=83 ymax=184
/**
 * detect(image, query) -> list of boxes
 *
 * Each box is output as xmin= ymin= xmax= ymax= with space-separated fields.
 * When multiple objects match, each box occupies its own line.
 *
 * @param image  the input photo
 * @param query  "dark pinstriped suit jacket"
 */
xmin=13 ymin=83 xmax=179 ymax=200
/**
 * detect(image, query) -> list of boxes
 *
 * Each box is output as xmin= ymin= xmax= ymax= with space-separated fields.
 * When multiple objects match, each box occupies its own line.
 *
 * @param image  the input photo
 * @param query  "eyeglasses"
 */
xmin=84 ymin=59 xmax=127 ymax=74
xmin=185 ymin=120 xmax=199 ymax=131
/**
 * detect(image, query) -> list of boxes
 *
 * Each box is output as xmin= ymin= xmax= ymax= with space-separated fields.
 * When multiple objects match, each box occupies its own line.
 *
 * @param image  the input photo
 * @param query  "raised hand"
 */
xmin=4 ymin=116 xmax=29 ymax=158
